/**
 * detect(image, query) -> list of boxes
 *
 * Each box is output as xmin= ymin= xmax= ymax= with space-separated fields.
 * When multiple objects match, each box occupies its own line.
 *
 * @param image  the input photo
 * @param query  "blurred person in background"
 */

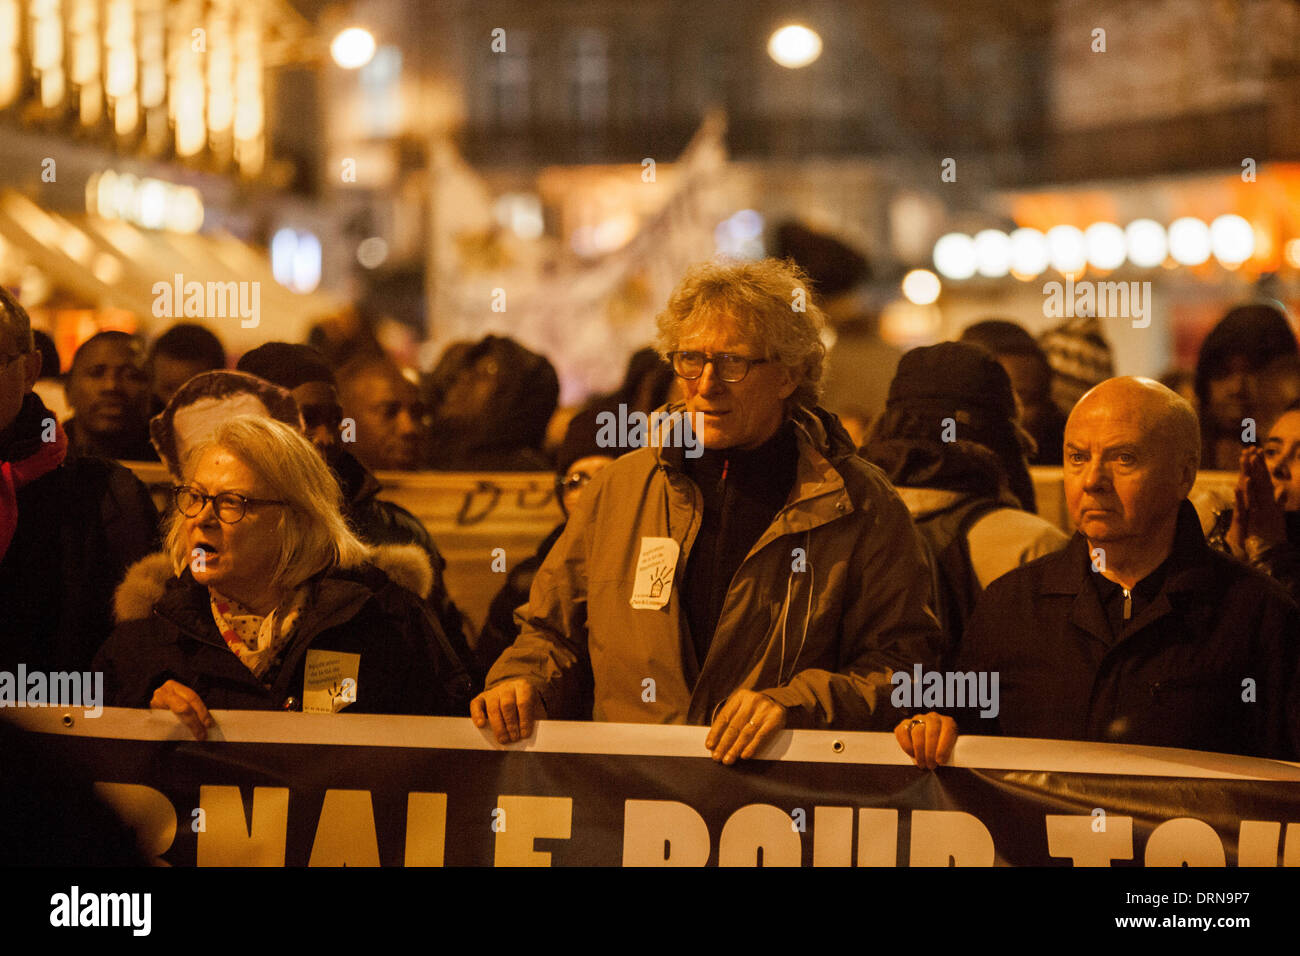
xmin=336 ymin=356 xmax=428 ymax=472
xmin=1195 ymin=303 xmax=1298 ymax=471
xmin=862 ymin=343 xmax=1067 ymax=654
xmin=148 ymin=323 xmax=226 ymax=409
xmin=1258 ymin=353 xmax=1300 ymax=434
xmin=0 ymin=286 xmax=158 ymax=673
xmin=96 ymin=416 xmax=476 ymax=736
xmin=775 ymin=220 xmax=901 ymax=424
xmin=1038 ymin=314 xmax=1114 ymax=418
xmin=306 ymin=304 xmax=384 ymax=369
xmin=29 ymin=328 xmax=69 ymax=422
xmin=960 ymin=319 xmax=1066 ymax=467
xmin=238 ymin=342 xmax=475 ymax=676
xmin=1157 ymin=367 xmax=1197 ymax=411
xmin=1206 ymin=399 xmax=1300 ymax=601
xmin=63 ymin=331 xmax=158 ymax=461
xmin=427 ymin=335 xmax=559 ymax=471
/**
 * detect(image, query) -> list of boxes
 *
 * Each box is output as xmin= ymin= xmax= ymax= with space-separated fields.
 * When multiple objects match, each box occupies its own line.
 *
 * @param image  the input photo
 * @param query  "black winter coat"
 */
xmin=955 ymin=501 xmax=1300 ymax=760
xmin=95 ymin=545 xmax=477 ymax=716
xmin=0 ymin=393 xmax=159 ymax=672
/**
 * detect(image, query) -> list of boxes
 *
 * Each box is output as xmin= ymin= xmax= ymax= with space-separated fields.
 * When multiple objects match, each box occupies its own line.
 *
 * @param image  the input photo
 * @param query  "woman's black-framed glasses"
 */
xmin=172 ymin=485 xmax=288 ymax=524
xmin=669 ymin=350 xmax=769 ymax=383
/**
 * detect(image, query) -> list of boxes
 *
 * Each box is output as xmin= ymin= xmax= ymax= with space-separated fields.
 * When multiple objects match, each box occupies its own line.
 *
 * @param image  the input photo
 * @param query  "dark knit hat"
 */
xmin=237 ymin=342 xmax=336 ymax=391
xmin=774 ymin=221 xmax=871 ymax=299
xmin=887 ymin=342 xmax=1018 ymax=421
xmin=1039 ymin=314 xmax=1114 ymax=415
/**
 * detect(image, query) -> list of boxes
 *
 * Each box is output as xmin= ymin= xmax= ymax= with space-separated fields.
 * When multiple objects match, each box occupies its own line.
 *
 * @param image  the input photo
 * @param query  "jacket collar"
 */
xmin=1040 ymin=500 xmax=1216 ymax=644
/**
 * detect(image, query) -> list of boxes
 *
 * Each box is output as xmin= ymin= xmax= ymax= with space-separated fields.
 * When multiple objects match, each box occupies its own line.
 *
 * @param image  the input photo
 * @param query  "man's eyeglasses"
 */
xmin=669 ymin=350 xmax=770 ymax=383
xmin=173 ymin=485 xmax=289 ymax=524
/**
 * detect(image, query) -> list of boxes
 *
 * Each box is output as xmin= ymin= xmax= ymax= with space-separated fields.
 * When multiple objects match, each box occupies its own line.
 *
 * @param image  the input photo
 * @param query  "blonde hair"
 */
xmin=654 ymin=258 xmax=828 ymax=412
xmin=165 ymin=415 xmax=371 ymax=590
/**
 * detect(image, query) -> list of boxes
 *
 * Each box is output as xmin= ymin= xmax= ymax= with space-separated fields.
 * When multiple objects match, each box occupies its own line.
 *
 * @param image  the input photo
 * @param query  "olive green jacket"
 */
xmin=485 ymin=404 xmax=944 ymax=729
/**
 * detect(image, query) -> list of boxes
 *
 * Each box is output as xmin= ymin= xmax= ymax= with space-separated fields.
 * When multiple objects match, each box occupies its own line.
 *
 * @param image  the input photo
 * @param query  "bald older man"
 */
xmin=899 ymin=377 xmax=1300 ymax=767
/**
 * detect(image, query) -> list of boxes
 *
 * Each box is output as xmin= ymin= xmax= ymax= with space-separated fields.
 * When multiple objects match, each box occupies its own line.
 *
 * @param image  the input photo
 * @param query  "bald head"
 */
xmin=1070 ymin=377 xmax=1200 ymax=470
xmin=1064 ymin=376 xmax=1200 ymax=548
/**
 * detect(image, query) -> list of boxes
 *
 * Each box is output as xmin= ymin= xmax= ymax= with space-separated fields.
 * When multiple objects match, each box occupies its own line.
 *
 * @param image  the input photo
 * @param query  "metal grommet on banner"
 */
xmin=831 ymin=739 xmax=845 ymax=753
xmin=61 ymin=713 xmax=74 ymax=728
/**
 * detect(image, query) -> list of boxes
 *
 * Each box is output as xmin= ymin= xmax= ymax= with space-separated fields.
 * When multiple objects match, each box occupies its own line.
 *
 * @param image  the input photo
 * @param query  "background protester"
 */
xmin=775 ymin=219 xmax=901 ymax=424
xmin=477 ymin=407 xmax=620 ymax=678
xmin=862 ymin=342 xmax=1068 ymax=652
xmin=237 ymin=342 xmax=476 ymax=678
xmin=473 ymin=258 xmax=943 ymax=764
xmin=148 ymin=323 xmax=227 ymax=409
xmin=149 ymin=369 xmax=301 ymax=478
xmin=63 ymin=330 xmax=159 ymax=461
xmin=426 ymin=334 xmax=559 ymax=471
xmin=901 ymin=377 xmax=1300 ymax=768
xmin=1206 ymin=400 xmax=1300 ymax=600
xmin=0 ymin=286 xmax=158 ymax=672
xmin=96 ymin=416 xmax=476 ymax=736
xmin=1037 ymin=313 xmax=1115 ymax=418
xmin=959 ymin=319 xmax=1067 ymax=467
xmin=29 ymin=329 xmax=69 ymax=422
xmin=336 ymin=355 xmax=428 ymax=472
xmin=1194 ymin=302 xmax=1298 ymax=470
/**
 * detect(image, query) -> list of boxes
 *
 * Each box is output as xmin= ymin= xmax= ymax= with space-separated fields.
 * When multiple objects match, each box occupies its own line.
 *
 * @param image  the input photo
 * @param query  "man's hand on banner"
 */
xmin=150 ymin=679 xmax=215 ymax=741
xmin=706 ymin=689 xmax=787 ymax=765
xmin=471 ymin=679 xmax=549 ymax=744
xmin=894 ymin=712 xmax=958 ymax=770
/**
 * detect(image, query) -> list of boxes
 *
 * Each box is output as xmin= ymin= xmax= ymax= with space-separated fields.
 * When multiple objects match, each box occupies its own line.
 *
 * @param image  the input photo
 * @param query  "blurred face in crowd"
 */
xmin=558 ymin=454 xmax=615 ymax=518
xmin=1064 ymin=378 xmax=1197 ymax=548
xmin=439 ymin=353 xmax=501 ymax=422
xmin=675 ymin=311 xmax=796 ymax=452
xmin=152 ymin=355 xmax=213 ymax=407
xmin=340 ymin=369 xmax=424 ymax=471
xmin=65 ymin=337 xmax=151 ymax=438
xmin=0 ymin=331 xmax=41 ymax=436
xmin=291 ymin=381 xmax=344 ymax=466
xmin=183 ymin=445 xmax=286 ymax=612
xmin=1263 ymin=410 xmax=1300 ymax=512
xmin=1206 ymin=355 xmax=1260 ymax=432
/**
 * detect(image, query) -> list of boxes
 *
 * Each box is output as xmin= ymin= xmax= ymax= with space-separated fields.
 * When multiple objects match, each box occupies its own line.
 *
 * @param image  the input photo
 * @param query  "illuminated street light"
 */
xmin=901 ymin=269 xmax=941 ymax=305
xmin=331 ymin=27 xmax=375 ymax=69
xmin=1168 ymin=217 xmax=1211 ymax=266
xmin=767 ymin=24 xmax=822 ymax=68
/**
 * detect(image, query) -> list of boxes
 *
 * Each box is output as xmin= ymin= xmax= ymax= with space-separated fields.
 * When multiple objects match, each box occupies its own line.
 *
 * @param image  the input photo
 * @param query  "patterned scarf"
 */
xmin=209 ymin=586 xmax=309 ymax=681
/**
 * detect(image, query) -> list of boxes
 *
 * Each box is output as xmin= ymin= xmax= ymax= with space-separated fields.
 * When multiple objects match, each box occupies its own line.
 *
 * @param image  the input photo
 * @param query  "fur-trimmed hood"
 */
xmin=113 ymin=543 xmax=433 ymax=623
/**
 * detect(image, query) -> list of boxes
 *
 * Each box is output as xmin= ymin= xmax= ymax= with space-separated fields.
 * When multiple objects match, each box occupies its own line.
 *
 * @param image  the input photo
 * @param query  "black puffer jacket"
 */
xmin=0 ymin=392 xmax=159 ymax=673
xmin=95 ymin=544 xmax=477 ymax=716
xmin=333 ymin=448 xmax=477 ymax=680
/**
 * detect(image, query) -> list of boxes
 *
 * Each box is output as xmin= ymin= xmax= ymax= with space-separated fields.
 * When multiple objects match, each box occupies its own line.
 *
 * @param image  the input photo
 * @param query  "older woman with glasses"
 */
xmin=95 ymin=415 xmax=475 ymax=738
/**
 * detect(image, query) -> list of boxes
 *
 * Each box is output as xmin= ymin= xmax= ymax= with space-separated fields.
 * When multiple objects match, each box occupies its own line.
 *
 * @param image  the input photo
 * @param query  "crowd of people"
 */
xmin=1 ymin=255 xmax=1299 ymax=781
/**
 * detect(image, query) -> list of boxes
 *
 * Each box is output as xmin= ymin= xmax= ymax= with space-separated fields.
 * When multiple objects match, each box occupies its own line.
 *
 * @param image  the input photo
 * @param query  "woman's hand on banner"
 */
xmin=706 ymin=689 xmax=787 ymax=765
xmin=150 ymin=680 xmax=214 ymax=741
xmin=895 ymin=712 xmax=958 ymax=770
xmin=471 ymin=679 xmax=548 ymax=744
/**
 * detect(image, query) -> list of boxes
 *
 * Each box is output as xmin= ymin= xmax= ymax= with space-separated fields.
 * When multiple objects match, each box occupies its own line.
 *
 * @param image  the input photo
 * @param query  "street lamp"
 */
xmin=330 ymin=27 xmax=376 ymax=69
xmin=767 ymin=24 xmax=822 ymax=68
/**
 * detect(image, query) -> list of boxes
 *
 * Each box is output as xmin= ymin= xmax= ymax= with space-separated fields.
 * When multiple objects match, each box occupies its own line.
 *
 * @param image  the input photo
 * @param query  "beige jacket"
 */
xmin=486 ymin=405 xmax=944 ymax=729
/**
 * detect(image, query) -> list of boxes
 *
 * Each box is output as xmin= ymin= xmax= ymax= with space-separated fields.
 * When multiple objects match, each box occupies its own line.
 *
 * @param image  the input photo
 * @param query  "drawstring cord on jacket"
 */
xmin=777 ymin=529 xmax=813 ymax=686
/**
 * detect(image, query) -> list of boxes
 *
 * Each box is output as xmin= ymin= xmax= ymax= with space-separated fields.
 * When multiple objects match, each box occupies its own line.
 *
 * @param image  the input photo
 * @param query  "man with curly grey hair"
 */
xmin=474 ymin=259 xmax=943 ymax=764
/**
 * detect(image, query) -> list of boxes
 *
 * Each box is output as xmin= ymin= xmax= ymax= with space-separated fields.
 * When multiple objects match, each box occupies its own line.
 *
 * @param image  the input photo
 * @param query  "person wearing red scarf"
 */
xmin=0 ymin=288 xmax=159 ymax=673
